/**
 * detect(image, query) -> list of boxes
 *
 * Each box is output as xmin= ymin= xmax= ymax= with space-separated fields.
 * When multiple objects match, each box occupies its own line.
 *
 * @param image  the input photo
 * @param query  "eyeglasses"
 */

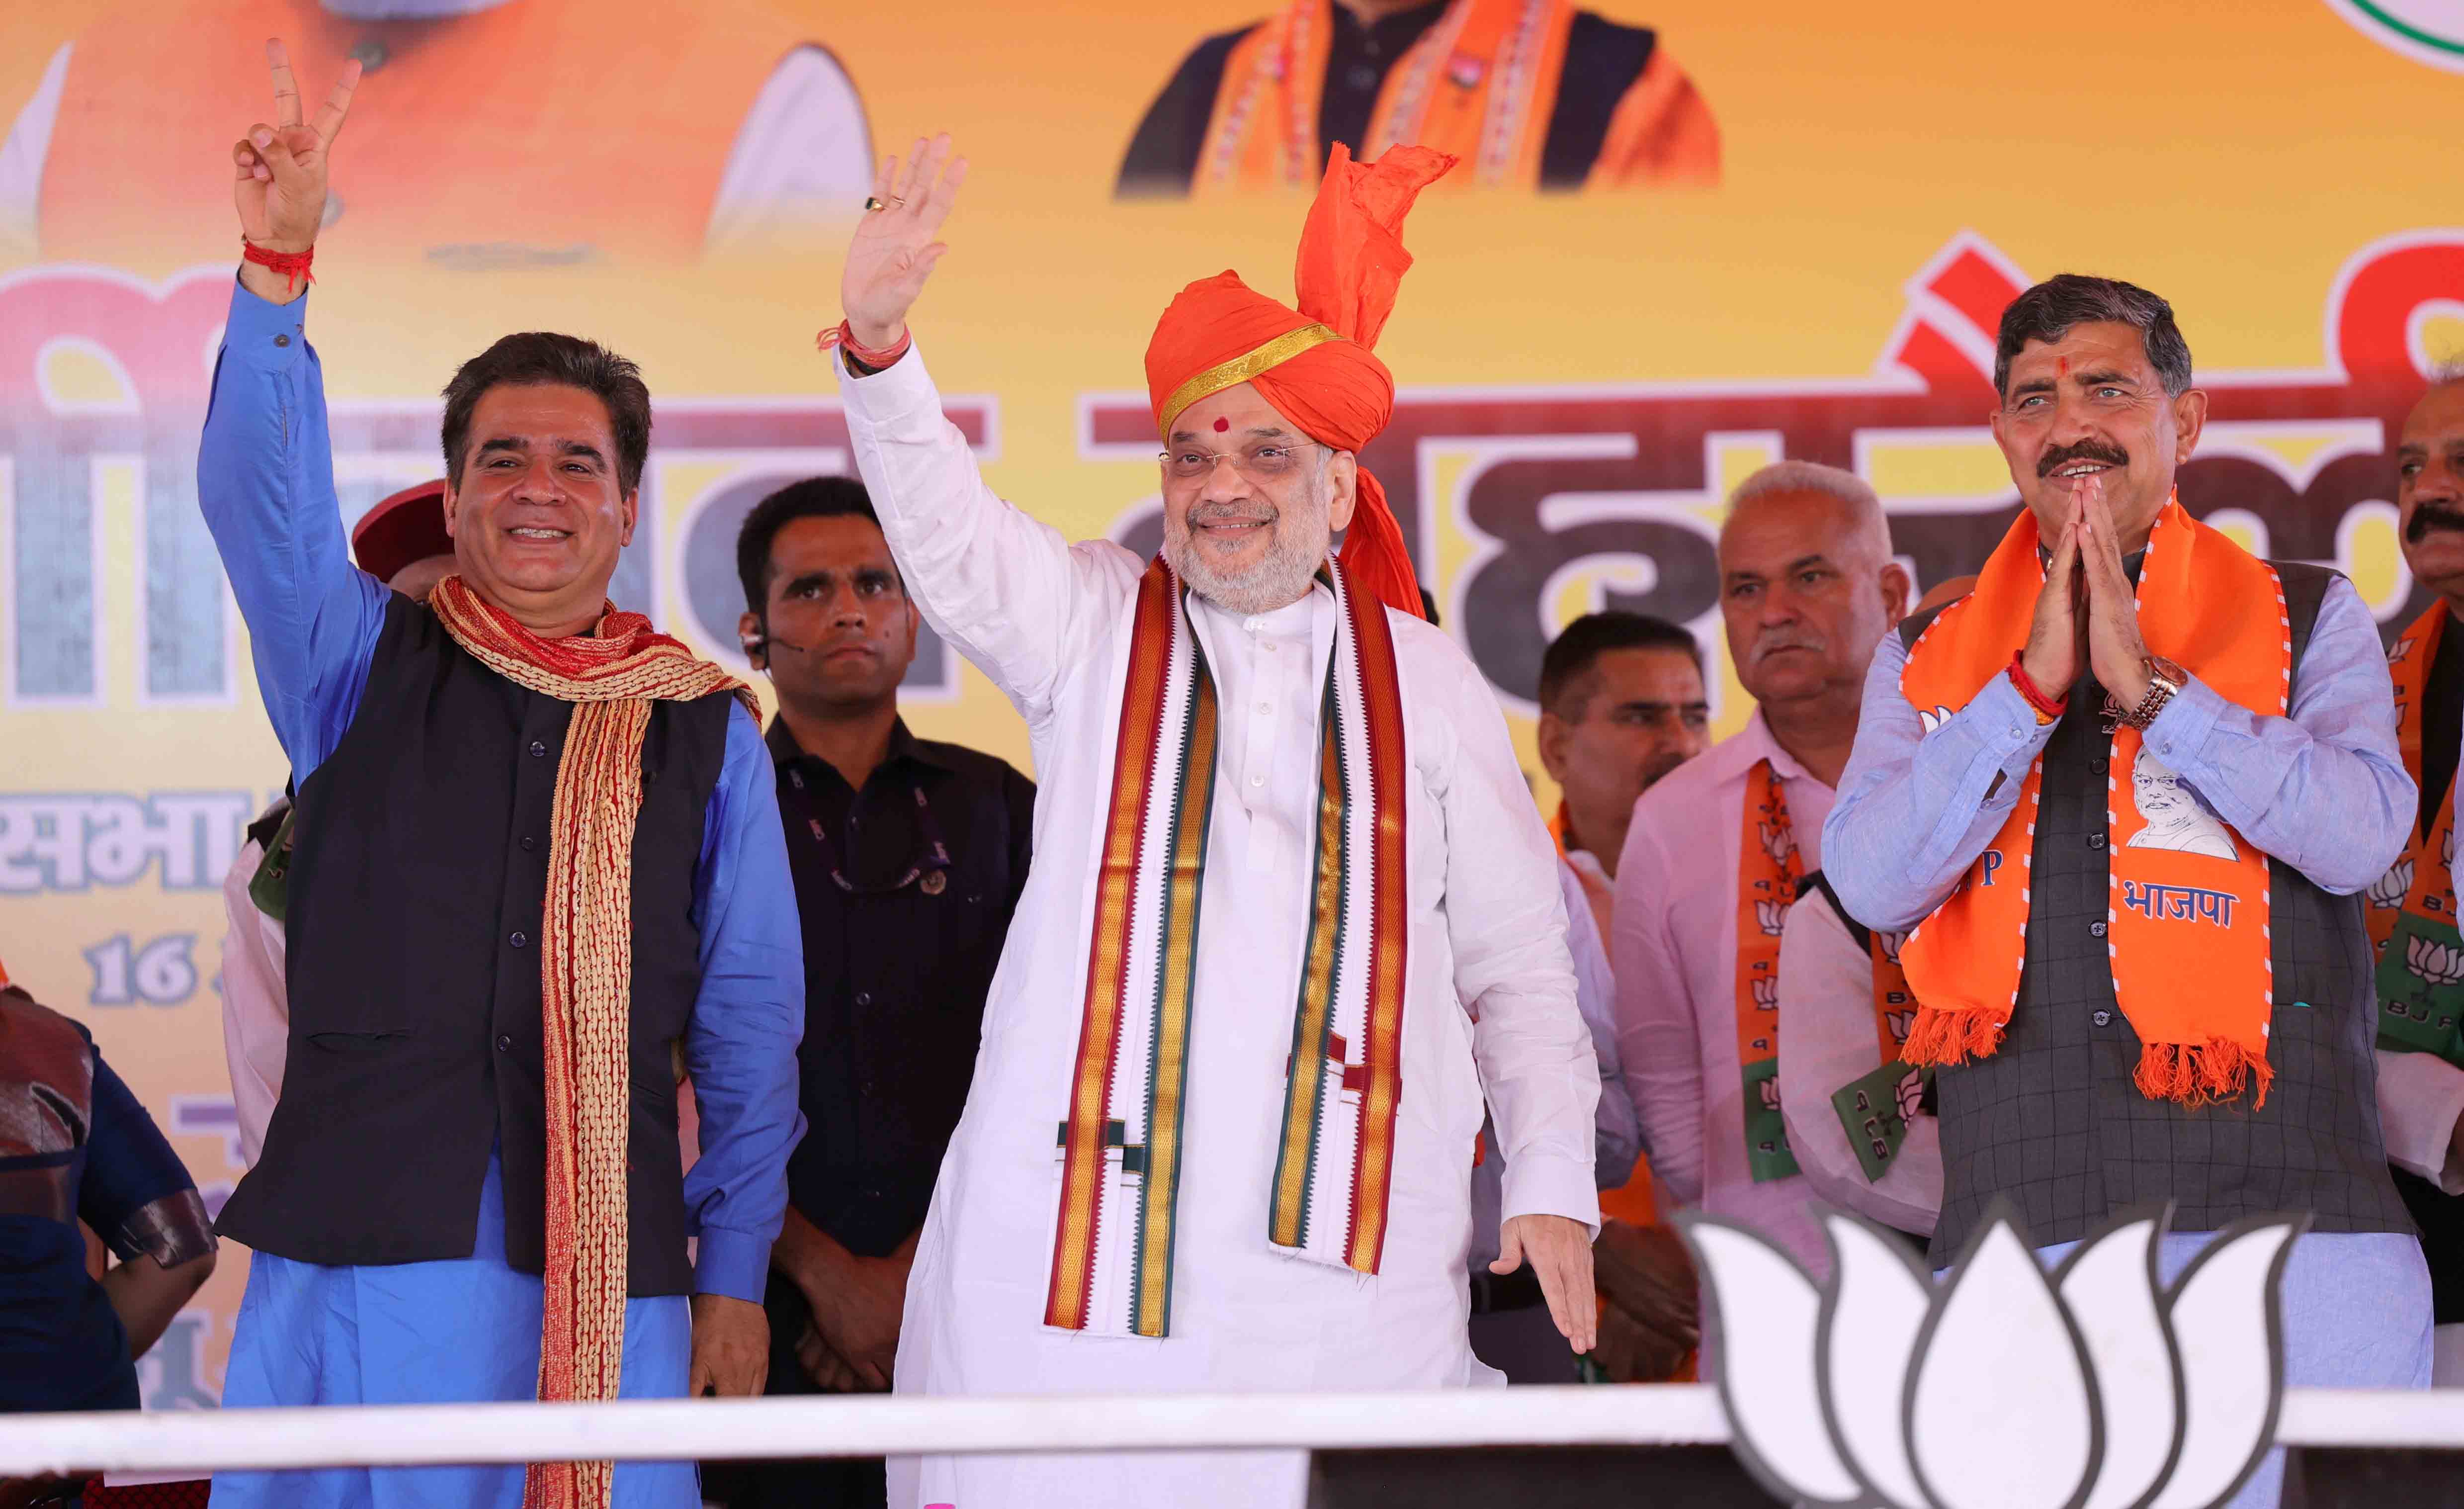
xmin=1159 ymin=440 xmax=1329 ymax=484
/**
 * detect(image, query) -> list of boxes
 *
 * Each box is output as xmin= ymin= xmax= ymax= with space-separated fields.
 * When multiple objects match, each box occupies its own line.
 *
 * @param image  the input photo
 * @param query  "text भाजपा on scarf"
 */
xmin=1895 ymin=498 xmax=2289 ymax=1109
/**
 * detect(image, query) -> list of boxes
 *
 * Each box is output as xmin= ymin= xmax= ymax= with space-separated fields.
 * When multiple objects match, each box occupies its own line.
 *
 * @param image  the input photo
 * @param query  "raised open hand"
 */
xmin=841 ymin=134 xmax=968 ymax=350
xmin=232 ymin=39 xmax=359 ymax=256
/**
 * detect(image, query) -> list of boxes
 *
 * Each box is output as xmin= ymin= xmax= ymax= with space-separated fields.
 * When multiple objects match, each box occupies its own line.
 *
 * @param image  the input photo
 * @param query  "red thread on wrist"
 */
xmin=816 ymin=320 xmax=912 ymax=370
xmin=242 ymin=238 xmax=315 ymax=294
xmin=2008 ymin=650 xmax=2067 ymax=720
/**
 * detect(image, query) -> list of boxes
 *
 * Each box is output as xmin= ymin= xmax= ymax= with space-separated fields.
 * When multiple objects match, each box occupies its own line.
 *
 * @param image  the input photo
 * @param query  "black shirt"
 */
xmin=768 ymin=717 xmax=1034 ymax=1257
xmin=2399 ymin=626 xmax=2464 ymax=1320
xmin=1115 ymin=3 xmax=1659 ymax=196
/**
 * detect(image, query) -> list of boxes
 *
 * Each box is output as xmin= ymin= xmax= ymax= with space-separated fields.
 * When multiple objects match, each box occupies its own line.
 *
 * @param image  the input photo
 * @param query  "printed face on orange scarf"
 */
xmin=2398 ymin=382 xmax=2464 ymax=604
xmin=1991 ymin=320 xmax=2208 ymax=545
xmin=1160 ymin=382 xmax=1359 ymax=614
xmin=442 ymin=383 xmax=638 ymax=631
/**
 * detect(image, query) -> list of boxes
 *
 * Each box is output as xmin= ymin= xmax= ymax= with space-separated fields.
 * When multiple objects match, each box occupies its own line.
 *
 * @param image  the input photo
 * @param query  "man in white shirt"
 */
xmin=827 ymin=137 xmax=1601 ymax=1509
xmin=1612 ymin=461 xmax=1908 ymax=1276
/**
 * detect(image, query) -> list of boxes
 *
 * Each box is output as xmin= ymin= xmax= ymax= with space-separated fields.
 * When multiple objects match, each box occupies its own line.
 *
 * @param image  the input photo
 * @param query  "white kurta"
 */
xmin=838 ymin=348 xmax=1600 ymax=1509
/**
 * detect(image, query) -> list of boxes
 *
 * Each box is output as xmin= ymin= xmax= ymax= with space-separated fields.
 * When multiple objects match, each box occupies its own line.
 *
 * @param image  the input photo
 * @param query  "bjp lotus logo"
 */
xmin=2407 ymin=933 xmax=2464 ymax=988
xmin=2370 ymin=858 xmax=2415 ymax=909
xmin=1681 ymin=1208 xmax=2302 ymax=1509
xmin=1756 ymin=899 xmax=1789 ymax=937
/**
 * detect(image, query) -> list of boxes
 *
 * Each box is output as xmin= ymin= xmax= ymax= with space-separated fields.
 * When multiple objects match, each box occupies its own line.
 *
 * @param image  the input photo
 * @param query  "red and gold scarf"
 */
xmin=428 ymin=576 xmax=755 ymax=1509
xmin=1045 ymin=557 xmax=1408 ymax=1338
xmin=1897 ymin=501 xmax=2288 ymax=1108
xmin=2372 ymin=601 xmax=2464 ymax=1063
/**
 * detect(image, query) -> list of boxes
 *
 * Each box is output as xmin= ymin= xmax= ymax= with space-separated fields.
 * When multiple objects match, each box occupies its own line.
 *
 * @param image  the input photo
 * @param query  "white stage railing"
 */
xmin=6 ymin=1387 xmax=2464 ymax=1480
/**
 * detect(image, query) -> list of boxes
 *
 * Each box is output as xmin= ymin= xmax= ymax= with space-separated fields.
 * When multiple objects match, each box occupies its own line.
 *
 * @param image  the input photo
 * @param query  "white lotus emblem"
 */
xmin=1762 ymin=822 xmax=1797 ymax=867
xmin=1751 ymin=977 xmax=1779 ymax=1011
xmin=1883 ymin=1009 xmax=1916 ymax=1046
xmin=2370 ymin=858 xmax=2414 ymax=909
xmin=1757 ymin=899 xmax=1788 ymax=937
xmin=1683 ymin=1208 xmax=2301 ymax=1509
xmin=1916 ymin=705 xmax=1954 ymax=735
xmin=2407 ymin=933 xmax=2464 ymax=987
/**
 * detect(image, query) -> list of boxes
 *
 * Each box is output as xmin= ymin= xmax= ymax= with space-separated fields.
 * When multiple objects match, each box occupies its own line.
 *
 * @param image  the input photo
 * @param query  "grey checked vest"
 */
xmin=1902 ymin=562 xmax=2413 ymax=1263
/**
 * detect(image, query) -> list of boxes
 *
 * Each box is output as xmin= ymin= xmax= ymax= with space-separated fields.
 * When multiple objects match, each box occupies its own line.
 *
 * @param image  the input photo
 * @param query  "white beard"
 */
xmin=1164 ymin=493 xmax=1332 ymax=616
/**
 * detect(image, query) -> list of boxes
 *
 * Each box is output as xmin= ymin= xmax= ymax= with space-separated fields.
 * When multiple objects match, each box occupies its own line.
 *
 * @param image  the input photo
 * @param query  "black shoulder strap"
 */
xmin=1794 ymin=869 xmax=1872 ymax=955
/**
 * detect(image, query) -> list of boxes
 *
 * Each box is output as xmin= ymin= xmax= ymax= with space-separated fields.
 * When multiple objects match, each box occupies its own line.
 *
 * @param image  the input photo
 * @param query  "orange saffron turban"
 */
xmin=1144 ymin=143 xmax=1455 ymax=620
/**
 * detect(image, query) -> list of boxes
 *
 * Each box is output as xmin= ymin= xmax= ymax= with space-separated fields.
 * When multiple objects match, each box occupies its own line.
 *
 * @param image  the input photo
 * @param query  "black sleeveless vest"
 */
xmin=215 ymin=594 xmax=734 ymax=1295
xmin=1896 ymin=563 xmax=2414 ymax=1263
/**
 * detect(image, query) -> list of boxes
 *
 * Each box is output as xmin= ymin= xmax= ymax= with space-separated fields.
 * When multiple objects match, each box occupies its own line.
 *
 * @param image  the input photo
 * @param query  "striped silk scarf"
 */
xmin=428 ymin=577 xmax=756 ymax=1509
xmin=1045 ymin=556 xmax=1410 ymax=1338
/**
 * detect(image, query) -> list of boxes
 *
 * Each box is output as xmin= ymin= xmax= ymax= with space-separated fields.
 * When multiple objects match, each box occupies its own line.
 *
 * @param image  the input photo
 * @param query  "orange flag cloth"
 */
xmin=1143 ymin=142 xmax=1454 ymax=620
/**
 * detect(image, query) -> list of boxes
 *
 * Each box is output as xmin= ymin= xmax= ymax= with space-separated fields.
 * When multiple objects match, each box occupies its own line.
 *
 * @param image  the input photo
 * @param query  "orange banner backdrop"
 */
xmin=2 ymin=0 xmax=2461 ymax=1408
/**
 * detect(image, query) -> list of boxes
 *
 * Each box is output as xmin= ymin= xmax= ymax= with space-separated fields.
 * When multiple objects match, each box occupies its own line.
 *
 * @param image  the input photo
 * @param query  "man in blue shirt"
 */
xmin=198 ymin=44 xmax=802 ymax=1509
xmin=1824 ymin=274 xmax=2426 ymax=1509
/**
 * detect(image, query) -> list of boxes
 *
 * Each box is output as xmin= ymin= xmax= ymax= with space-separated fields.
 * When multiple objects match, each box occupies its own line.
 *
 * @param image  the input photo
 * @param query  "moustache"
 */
xmin=1753 ymin=633 xmax=1825 ymax=660
xmin=2037 ymin=440 xmax=2130 ymax=479
xmin=1186 ymin=502 xmax=1279 ymax=527
xmin=2408 ymin=503 xmax=2464 ymax=544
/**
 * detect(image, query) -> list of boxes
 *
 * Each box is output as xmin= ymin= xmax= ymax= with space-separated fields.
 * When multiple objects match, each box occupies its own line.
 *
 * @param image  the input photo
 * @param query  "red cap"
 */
xmin=352 ymin=480 xmax=453 ymax=585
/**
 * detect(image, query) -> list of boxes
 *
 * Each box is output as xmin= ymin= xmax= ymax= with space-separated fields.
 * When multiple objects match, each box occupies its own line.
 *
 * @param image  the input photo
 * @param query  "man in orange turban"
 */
xmin=826 ymin=135 xmax=1605 ymax=1509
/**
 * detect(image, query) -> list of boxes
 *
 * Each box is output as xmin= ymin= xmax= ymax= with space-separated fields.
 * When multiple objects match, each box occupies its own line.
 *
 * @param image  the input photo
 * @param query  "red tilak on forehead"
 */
xmin=1213 ymin=417 xmax=1230 ymax=433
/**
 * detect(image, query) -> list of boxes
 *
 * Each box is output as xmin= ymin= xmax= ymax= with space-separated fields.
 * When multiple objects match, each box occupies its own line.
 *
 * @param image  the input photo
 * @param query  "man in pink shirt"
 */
xmin=1611 ymin=461 xmax=1908 ymax=1274
xmin=218 ymin=481 xmax=456 ymax=1164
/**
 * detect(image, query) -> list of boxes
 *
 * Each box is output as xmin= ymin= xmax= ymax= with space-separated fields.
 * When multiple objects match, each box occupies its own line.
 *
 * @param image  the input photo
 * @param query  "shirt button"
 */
xmin=1346 ymin=64 xmax=1378 ymax=90
xmin=1261 ymin=641 xmax=1277 ymax=653
xmin=529 ymin=740 xmax=548 ymax=758
xmin=2087 ymin=834 xmax=2107 ymax=850
xmin=2090 ymin=757 xmax=2109 ymax=774
xmin=510 ymin=931 xmax=528 ymax=949
xmin=496 ymin=1035 xmax=513 ymax=1052
xmin=855 ymin=991 xmax=873 ymax=1007
xmin=273 ymin=334 xmax=291 ymax=348
xmin=521 ymin=836 xmax=538 ymax=852
xmin=2093 ymin=1010 xmax=2113 ymax=1028
xmin=1257 ymin=701 xmax=1273 ymax=714
xmin=1250 ymin=773 xmax=1266 ymax=787
xmin=2089 ymin=920 xmax=2109 ymax=938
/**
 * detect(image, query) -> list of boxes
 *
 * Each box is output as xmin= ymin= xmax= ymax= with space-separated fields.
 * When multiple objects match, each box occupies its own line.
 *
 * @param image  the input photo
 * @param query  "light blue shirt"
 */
xmin=195 ymin=279 xmax=804 ymax=1303
xmin=1822 ymin=569 xmax=2415 ymax=932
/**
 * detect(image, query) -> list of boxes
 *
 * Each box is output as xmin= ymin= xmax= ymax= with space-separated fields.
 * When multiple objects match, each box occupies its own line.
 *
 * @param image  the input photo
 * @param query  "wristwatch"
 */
xmin=2117 ymin=654 xmax=2187 ymax=731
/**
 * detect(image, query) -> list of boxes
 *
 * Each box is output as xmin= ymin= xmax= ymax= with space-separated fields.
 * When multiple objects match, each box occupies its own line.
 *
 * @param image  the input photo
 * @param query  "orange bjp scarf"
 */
xmin=1896 ymin=500 xmax=2289 ymax=1108
xmin=428 ymin=576 xmax=756 ymax=1509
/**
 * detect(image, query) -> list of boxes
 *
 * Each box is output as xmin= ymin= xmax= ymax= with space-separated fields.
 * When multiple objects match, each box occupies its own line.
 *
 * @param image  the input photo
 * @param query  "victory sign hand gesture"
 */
xmin=232 ymin=39 xmax=359 ymax=288
xmin=841 ymin=134 xmax=968 ymax=351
